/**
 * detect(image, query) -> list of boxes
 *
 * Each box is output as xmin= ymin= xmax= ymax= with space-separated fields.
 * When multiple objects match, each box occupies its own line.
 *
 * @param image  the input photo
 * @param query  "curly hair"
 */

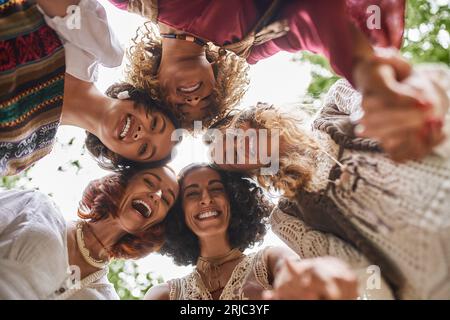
xmin=78 ymin=168 xmax=166 ymax=260
xmin=208 ymin=103 xmax=321 ymax=199
xmin=160 ymin=163 xmax=272 ymax=266
xmin=125 ymin=22 xmax=250 ymax=130
xmin=85 ymin=82 xmax=181 ymax=172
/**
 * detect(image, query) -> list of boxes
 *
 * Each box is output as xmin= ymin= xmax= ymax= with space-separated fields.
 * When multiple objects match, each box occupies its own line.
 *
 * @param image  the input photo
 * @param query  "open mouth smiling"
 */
xmin=131 ymin=199 xmax=153 ymax=218
xmin=178 ymin=82 xmax=202 ymax=94
xmin=119 ymin=114 xmax=132 ymax=140
xmin=195 ymin=210 xmax=221 ymax=221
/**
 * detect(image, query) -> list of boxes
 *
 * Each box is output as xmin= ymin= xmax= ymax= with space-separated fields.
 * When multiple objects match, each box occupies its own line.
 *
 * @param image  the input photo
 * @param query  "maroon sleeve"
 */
xmin=248 ymin=0 xmax=406 ymax=85
xmin=106 ymin=0 xmax=129 ymax=10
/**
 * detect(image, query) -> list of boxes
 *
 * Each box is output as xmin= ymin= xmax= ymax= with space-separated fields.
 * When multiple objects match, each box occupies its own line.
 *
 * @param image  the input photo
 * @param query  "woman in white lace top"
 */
xmin=0 ymin=166 xmax=179 ymax=299
xmin=145 ymin=163 xmax=358 ymax=300
xmin=208 ymin=64 xmax=450 ymax=299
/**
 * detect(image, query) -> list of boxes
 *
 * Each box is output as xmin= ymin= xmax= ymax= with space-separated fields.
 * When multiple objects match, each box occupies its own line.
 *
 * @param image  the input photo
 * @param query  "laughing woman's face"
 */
xmin=97 ymin=99 xmax=177 ymax=163
xmin=117 ymin=167 xmax=179 ymax=234
xmin=180 ymin=167 xmax=231 ymax=239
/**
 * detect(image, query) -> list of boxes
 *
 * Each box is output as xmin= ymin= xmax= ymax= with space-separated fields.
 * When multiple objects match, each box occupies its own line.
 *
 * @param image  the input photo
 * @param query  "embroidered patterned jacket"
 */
xmin=0 ymin=0 xmax=65 ymax=176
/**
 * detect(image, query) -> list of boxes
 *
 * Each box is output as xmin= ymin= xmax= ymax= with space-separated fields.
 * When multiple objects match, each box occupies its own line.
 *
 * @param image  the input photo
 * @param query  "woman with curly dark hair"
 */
xmin=0 ymin=165 xmax=179 ymax=299
xmin=83 ymin=81 xmax=181 ymax=171
xmin=144 ymin=163 xmax=358 ymax=300
xmin=206 ymin=67 xmax=450 ymax=299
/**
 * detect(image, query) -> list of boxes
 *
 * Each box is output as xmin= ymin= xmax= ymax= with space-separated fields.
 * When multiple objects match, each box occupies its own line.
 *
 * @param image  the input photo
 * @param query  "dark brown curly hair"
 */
xmin=78 ymin=168 xmax=167 ymax=259
xmin=85 ymin=82 xmax=182 ymax=172
xmin=160 ymin=163 xmax=273 ymax=266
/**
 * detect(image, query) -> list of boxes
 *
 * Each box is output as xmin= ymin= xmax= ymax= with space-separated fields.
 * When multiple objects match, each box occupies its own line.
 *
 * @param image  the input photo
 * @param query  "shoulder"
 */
xmin=0 ymin=189 xmax=58 ymax=222
xmin=0 ymin=189 xmax=66 ymax=245
xmin=144 ymin=283 xmax=170 ymax=300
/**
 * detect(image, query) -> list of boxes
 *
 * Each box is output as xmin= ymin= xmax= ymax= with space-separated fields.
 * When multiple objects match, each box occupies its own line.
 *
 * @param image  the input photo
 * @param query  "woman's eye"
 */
xmin=211 ymin=187 xmax=224 ymax=193
xmin=151 ymin=116 xmax=157 ymax=131
xmin=139 ymin=143 xmax=148 ymax=156
xmin=144 ymin=178 xmax=155 ymax=188
xmin=186 ymin=191 xmax=199 ymax=197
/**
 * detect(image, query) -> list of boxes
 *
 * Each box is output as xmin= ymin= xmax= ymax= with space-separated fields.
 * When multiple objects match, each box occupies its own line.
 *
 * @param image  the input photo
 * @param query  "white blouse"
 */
xmin=0 ymin=189 xmax=119 ymax=300
xmin=37 ymin=0 xmax=124 ymax=82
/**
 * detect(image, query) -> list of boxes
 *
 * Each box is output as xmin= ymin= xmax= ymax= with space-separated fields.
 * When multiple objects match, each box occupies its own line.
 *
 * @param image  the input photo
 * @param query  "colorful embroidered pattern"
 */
xmin=0 ymin=0 xmax=65 ymax=176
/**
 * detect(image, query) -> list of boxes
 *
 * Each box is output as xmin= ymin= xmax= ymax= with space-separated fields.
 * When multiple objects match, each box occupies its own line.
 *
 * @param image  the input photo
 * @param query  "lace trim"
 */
xmin=171 ymin=253 xmax=262 ymax=300
xmin=270 ymin=207 xmax=366 ymax=266
xmin=253 ymin=249 xmax=271 ymax=290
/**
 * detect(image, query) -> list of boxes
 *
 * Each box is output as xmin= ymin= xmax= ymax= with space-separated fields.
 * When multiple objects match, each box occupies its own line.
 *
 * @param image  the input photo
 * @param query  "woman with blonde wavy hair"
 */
xmin=207 ymin=64 xmax=450 ymax=299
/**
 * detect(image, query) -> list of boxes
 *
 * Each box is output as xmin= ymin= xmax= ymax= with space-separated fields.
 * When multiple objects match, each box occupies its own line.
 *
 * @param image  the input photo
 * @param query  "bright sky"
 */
xmin=15 ymin=0 xmax=314 ymax=281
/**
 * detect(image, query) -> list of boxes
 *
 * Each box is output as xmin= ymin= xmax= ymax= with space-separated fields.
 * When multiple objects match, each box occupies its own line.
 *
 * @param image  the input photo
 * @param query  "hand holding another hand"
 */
xmin=262 ymin=256 xmax=358 ymax=300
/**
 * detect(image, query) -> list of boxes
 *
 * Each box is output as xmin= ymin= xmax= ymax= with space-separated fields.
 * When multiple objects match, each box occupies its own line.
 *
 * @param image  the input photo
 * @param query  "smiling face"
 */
xmin=97 ymin=100 xmax=177 ymax=162
xmin=181 ymin=167 xmax=230 ymax=239
xmin=158 ymin=56 xmax=216 ymax=123
xmin=117 ymin=167 xmax=179 ymax=235
xmin=209 ymin=121 xmax=276 ymax=172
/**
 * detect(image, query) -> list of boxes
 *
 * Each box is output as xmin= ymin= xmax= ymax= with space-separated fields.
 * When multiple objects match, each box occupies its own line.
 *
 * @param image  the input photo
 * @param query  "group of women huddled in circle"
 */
xmin=1 ymin=0 xmax=449 ymax=300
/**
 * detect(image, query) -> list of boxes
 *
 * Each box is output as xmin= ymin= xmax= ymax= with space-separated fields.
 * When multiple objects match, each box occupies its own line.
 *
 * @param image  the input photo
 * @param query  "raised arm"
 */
xmin=323 ymin=79 xmax=364 ymax=117
xmin=269 ymin=206 xmax=394 ymax=299
xmin=263 ymin=246 xmax=359 ymax=300
xmin=144 ymin=283 xmax=170 ymax=300
xmin=37 ymin=0 xmax=80 ymax=18
xmin=37 ymin=0 xmax=124 ymax=82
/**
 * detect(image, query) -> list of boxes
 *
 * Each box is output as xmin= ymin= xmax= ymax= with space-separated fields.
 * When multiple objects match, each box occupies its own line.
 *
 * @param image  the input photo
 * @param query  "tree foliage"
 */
xmin=108 ymin=260 xmax=164 ymax=300
xmin=296 ymin=0 xmax=449 ymax=99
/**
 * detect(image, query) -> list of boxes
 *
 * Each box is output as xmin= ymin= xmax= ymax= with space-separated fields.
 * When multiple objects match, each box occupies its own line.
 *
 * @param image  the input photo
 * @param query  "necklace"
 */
xmin=75 ymin=221 xmax=109 ymax=269
xmin=196 ymin=248 xmax=244 ymax=293
xmin=85 ymin=222 xmax=113 ymax=258
xmin=160 ymin=33 xmax=208 ymax=47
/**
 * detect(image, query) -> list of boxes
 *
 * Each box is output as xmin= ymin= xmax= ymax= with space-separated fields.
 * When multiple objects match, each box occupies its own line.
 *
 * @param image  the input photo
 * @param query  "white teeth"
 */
xmin=197 ymin=211 xmax=219 ymax=220
xmin=179 ymin=83 xmax=201 ymax=93
xmin=133 ymin=200 xmax=152 ymax=218
xmin=120 ymin=116 xmax=131 ymax=139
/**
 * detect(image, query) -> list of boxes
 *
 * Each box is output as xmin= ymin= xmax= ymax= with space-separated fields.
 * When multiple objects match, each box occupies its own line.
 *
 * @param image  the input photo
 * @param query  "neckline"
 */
xmin=194 ymin=254 xmax=252 ymax=300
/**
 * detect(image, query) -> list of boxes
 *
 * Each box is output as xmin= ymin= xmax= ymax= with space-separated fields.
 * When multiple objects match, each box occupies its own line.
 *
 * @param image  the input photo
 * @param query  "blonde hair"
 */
xmin=223 ymin=103 xmax=320 ymax=199
xmin=125 ymin=22 xmax=250 ymax=130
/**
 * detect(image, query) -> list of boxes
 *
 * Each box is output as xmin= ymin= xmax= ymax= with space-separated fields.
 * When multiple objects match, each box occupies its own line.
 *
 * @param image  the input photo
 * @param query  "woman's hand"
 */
xmin=263 ymin=256 xmax=358 ymax=300
xmin=353 ymin=49 xmax=445 ymax=162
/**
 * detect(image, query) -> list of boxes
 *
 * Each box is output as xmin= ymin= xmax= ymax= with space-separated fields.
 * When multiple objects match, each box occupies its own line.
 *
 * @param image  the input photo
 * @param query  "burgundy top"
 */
xmin=109 ymin=0 xmax=405 ymax=83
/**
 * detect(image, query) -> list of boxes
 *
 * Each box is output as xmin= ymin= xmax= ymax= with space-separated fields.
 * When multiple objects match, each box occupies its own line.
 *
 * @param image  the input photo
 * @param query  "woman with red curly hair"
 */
xmin=0 ymin=166 xmax=179 ymax=299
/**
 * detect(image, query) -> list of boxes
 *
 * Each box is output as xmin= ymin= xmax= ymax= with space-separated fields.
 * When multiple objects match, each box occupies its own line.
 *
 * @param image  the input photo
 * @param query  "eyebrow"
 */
xmin=208 ymin=180 xmax=223 ymax=185
xmin=183 ymin=179 xmax=223 ymax=192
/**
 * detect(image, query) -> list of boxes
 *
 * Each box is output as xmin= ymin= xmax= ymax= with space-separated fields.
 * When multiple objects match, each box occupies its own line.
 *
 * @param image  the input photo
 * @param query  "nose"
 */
xmin=149 ymin=189 xmax=162 ymax=205
xmin=133 ymin=124 xmax=151 ymax=141
xmin=200 ymin=189 xmax=213 ymax=206
xmin=185 ymin=96 xmax=201 ymax=107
